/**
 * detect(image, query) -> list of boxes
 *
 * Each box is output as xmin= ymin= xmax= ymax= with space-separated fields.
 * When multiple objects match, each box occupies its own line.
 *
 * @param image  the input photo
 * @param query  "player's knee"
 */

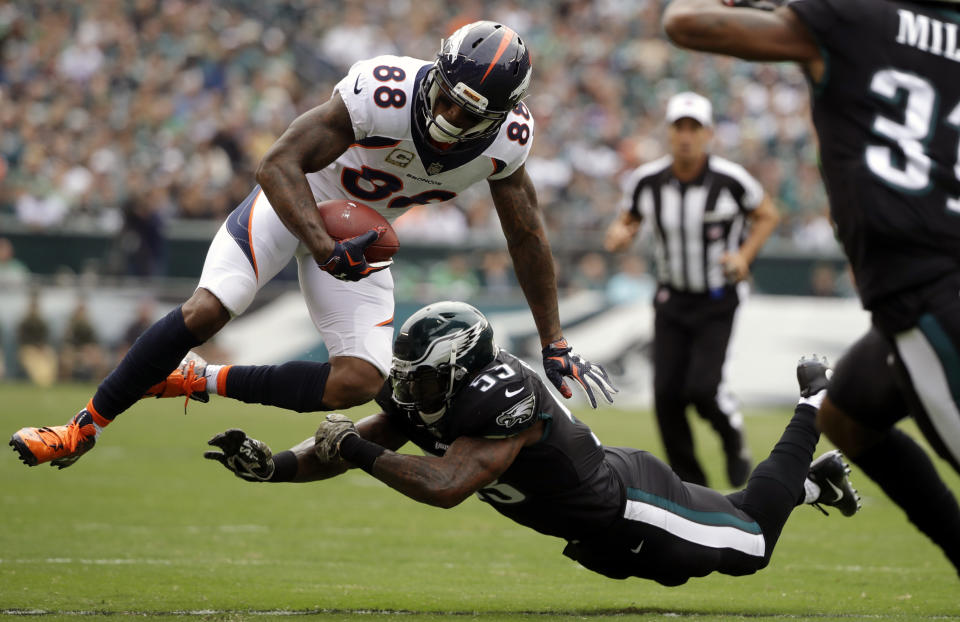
xmin=181 ymin=288 xmax=231 ymax=342
xmin=323 ymin=357 xmax=384 ymax=409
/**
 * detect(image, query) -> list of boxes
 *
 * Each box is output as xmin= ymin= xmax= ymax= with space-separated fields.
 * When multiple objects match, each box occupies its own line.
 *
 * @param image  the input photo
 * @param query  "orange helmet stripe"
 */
xmin=480 ymin=27 xmax=515 ymax=84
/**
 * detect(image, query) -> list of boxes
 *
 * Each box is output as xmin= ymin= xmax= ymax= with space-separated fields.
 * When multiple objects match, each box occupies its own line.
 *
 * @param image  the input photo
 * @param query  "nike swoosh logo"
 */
xmin=825 ymin=479 xmax=845 ymax=502
xmin=353 ymin=75 xmax=362 ymax=94
xmin=630 ymin=541 xmax=644 ymax=554
xmin=504 ymin=387 xmax=524 ymax=398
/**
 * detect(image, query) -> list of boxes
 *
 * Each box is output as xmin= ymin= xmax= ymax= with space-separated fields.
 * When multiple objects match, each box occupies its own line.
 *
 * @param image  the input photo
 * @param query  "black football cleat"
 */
xmin=808 ymin=450 xmax=861 ymax=517
xmin=797 ymin=354 xmax=831 ymax=398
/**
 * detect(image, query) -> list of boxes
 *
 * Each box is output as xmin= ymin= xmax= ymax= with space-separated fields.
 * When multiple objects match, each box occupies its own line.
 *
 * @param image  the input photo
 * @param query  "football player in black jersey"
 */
xmin=662 ymin=0 xmax=960 ymax=576
xmin=204 ymin=301 xmax=858 ymax=586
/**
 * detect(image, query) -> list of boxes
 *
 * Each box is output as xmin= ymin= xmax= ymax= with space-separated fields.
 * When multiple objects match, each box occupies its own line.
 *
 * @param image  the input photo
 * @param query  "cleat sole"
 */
xmin=9 ymin=435 xmax=39 ymax=467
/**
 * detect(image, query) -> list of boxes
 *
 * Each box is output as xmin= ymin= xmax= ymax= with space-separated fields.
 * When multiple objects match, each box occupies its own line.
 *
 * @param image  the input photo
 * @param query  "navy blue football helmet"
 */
xmin=390 ymin=301 xmax=497 ymax=427
xmin=417 ymin=21 xmax=532 ymax=150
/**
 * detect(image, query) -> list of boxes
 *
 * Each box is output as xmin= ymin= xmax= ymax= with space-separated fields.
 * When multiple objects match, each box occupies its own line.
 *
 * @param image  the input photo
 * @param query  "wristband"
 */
xmin=338 ymin=434 xmax=386 ymax=474
xmin=269 ymin=450 xmax=298 ymax=482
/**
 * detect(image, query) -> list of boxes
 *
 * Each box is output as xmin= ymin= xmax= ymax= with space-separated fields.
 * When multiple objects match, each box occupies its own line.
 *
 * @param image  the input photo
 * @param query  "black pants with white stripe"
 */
xmin=562 ymin=405 xmax=818 ymax=586
xmin=833 ymin=272 xmax=960 ymax=473
xmin=652 ymin=285 xmax=741 ymax=486
xmin=828 ymin=272 xmax=960 ymax=572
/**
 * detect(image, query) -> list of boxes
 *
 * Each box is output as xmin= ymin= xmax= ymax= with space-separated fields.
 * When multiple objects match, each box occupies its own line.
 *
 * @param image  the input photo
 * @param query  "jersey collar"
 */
xmin=411 ymin=64 xmax=499 ymax=176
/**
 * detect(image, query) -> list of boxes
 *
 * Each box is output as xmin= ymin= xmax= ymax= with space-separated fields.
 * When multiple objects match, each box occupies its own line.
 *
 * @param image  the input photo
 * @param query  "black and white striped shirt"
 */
xmin=620 ymin=154 xmax=764 ymax=294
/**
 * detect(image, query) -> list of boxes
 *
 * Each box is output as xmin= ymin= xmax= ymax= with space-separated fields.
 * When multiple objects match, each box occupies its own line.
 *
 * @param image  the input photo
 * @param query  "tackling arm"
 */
xmin=254 ymin=92 xmax=356 ymax=265
xmin=488 ymin=165 xmax=563 ymax=347
xmin=367 ymin=423 xmax=541 ymax=508
xmin=663 ymin=0 xmax=823 ymax=77
xmin=287 ymin=413 xmax=409 ymax=482
xmin=488 ymin=167 xmax=618 ymax=406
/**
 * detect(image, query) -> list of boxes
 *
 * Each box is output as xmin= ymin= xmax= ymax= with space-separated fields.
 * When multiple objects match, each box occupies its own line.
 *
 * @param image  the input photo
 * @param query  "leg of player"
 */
xmin=149 ymin=353 xmax=382 ymax=412
xmin=819 ymin=326 xmax=960 ymax=575
xmin=146 ymin=251 xmax=394 ymax=414
xmin=819 ymin=398 xmax=960 ymax=575
xmin=9 ymin=289 xmax=228 ymax=469
xmin=723 ymin=356 xmax=859 ymax=571
xmin=9 ymin=186 xmax=299 ymax=468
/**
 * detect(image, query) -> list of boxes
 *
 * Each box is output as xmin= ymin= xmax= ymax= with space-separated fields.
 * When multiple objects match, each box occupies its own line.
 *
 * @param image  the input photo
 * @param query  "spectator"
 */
xmin=59 ymin=298 xmax=107 ymax=382
xmin=0 ymin=237 xmax=30 ymax=287
xmin=0 ymin=1 xmax=824 ymax=248
xmin=16 ymin=290 xmax=57 ymax=387
xmin=116 ymin=296 xmax=157 ymax=361
xmin=606 ymin=254 xmax=655 ymax=305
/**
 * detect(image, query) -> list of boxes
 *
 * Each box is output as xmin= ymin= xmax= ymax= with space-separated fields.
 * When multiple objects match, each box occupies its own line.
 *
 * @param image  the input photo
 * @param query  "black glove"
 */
xmin=542 ymin=339 xmax=618 ymax=409
xmin=204 ymin=429 xmax=275 ymax=482
xmin=722 ymin=0 xmax=787 ymax=10
xmin=318 ymin=228 xmax=392 ymax=282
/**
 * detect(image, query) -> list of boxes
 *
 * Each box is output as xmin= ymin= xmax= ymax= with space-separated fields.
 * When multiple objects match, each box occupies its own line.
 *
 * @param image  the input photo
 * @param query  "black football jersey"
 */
xmin=375 ymin=350 xmax=623 ymax=540
xmin=789 ymin=0 xmax=960 ymax=309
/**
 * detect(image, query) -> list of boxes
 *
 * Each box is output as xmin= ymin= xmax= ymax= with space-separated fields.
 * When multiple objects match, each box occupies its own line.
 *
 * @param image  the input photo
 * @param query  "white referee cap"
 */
xmin=665 ymin=91 xmax=713 ymax=127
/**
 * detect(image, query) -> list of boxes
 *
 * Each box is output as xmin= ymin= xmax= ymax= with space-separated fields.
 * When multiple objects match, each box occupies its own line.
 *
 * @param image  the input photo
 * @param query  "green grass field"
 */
xmin=1 ymin=383 xmax=958 ymax=621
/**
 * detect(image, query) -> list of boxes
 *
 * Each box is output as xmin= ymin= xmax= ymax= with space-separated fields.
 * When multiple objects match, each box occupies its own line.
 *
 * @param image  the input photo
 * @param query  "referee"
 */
xmin=605 ymin=91 xmax=780 ymax=488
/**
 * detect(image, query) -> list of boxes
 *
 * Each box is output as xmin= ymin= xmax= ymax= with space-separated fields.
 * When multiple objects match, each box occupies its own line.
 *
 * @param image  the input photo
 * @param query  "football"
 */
xmin=316 ymin=199 xmax=399 ymax=263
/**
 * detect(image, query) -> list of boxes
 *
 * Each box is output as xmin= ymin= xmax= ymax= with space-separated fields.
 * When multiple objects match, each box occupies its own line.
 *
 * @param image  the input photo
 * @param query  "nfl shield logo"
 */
xmin=427 ymin=162 xmax=444 ymax=175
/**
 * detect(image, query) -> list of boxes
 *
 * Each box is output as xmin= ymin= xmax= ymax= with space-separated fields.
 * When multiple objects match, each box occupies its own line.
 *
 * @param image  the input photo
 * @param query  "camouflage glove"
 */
xmin=314 ymin=414 xmax=359 ymax=462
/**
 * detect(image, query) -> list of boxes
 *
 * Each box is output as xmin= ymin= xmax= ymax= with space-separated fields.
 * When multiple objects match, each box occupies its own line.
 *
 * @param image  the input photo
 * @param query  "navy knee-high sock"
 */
xmin=854 ymin=429 xmax=960 ymax=574
xmin=91 ymin=306 xmax=203 ymax=421
xmin=223 ymin=361 xmax=331 ymax=413
xmin=728 ymin=404 xmax=819 ymax=566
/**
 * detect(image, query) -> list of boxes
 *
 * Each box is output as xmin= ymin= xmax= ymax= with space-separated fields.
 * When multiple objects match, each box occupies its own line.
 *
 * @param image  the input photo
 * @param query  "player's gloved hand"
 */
xmin=314 ymin=414 xmax=359 ymax=462
xmin=722 ymin=0 xmax=786 ymax=10
xmin=318 ymin=228 xmax=393 ymax=282
xmin=204 ymin=429 xmax=275 ymax=482
xmin=542 ymin=338 xmax=619 ymax=409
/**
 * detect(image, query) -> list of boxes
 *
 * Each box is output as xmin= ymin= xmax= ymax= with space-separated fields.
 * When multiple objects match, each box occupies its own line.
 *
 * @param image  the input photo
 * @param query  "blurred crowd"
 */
xmin=0 ymin=0 xmax=837 ymax=268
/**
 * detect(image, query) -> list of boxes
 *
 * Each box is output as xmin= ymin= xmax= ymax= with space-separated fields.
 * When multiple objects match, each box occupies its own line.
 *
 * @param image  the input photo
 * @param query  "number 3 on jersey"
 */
xmin=866 ymin=68 xmax=960 ymax=213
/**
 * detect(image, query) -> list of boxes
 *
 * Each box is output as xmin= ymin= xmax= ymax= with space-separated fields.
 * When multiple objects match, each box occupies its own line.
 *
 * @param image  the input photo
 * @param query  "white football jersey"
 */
xmin=306 ymin=55 xmax=535 ymax=223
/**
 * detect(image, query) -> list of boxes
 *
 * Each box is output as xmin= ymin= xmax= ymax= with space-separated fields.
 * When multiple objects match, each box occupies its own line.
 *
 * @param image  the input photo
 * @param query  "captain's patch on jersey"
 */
xmin=495 ymin=393 xmax=537 ymax=429
xmin=386 ymin=148 xmax=415 ymax=168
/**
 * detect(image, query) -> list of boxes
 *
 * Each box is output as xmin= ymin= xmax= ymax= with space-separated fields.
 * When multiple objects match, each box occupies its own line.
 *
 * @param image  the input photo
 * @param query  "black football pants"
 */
xmin=652 ymin=287 xmax=740 ymax=485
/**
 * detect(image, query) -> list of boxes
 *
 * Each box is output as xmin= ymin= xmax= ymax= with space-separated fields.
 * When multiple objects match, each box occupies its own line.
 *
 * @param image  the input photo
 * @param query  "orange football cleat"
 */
xmin=10 ymin=410 xmax=100 ymax=468
xmin=144 ymin=352 xmax=209 ymax=411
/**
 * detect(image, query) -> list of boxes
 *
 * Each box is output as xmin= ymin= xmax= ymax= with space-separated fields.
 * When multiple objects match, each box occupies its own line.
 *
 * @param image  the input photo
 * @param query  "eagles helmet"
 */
xmin=417 ymin=20 xmax=532 ymax=151
xmin=390 ymin=301 xmax=498 ymax=426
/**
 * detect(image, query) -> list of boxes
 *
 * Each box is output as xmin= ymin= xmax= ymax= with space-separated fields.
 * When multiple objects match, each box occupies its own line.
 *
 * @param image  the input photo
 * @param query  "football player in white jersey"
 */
xmin=11 ymin=21 xmax=617 ymax=469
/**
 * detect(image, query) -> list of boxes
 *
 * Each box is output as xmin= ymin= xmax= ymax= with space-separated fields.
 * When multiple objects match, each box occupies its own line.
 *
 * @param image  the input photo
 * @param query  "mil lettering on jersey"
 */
xmin=896 ymin=9 xmax=960 ymax=63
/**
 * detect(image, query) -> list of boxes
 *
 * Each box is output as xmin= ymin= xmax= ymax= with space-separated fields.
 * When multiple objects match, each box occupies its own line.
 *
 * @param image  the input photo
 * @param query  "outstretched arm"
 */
xmin=663 ymin=0 xmax=823 ymax=78
xmin=316 ymin=416 xmax=543 ymax=508
xmin=368 ymin=427 xmax=538 ymax=508
xmin=488 ymin=165 xmax=562 ymax=347
xmin=489 ymin=167 xmax=618 ymax=407
xmin=204 ymin=412 xmax=408 ymax=483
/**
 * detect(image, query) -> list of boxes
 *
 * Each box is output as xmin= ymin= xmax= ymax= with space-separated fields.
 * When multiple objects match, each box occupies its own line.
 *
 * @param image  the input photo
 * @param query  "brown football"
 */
xmin=316 ymin=199 xmax=399 ymax=263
